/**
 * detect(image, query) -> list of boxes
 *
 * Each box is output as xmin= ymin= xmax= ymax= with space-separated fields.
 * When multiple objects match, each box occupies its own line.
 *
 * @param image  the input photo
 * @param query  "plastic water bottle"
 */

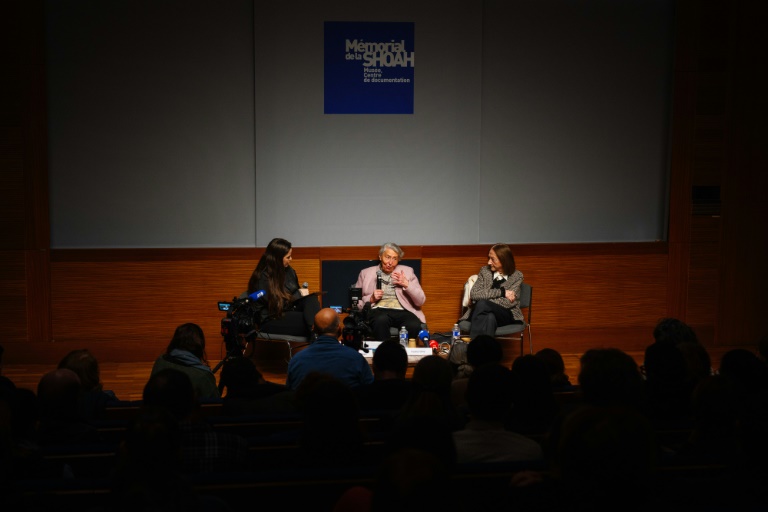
xmin=452 ymin=323 xmax=461 ymax=343
xmin=399 ymin=326 xmax=408 ymax=348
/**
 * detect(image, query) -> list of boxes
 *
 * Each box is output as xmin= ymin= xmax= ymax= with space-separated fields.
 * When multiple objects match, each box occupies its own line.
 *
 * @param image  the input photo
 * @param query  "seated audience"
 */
xmin=450 ymin=334 xmax=503 ymax=413
xmin=534 ymin=347 xmax=574 ymax=391
xmin=286 ymin=308 xmax=374 ymax=390
xmin=718 ymin=348 xmax=768 ymax=395
xmin=58 ymin=348 xmax=120 ymax=420
xmin=507 ymin=405 xmax=659 ymax=512
xmin=143 ymin=368 xmax=247 ymax=474
xmin=577 ymin=347 xmax=645 ymax=411
xmin=356 ymin=340 xmax=412 ymax=413
xmin=553 ymin=405 xmax=658 ymax=511
xmin=669 ymin=374 xmax=741 ymax=466
xmin=447 ymin=337 xmax=471 ymax=380
xmin=508 ymin=354 xmax=560 ymax=436
xmin=398 ymin=355 xmax=462 ymax=432
xmin=217 ymin=355 xmax=294 ymax=415
xmin=653 ymin=317 xmax=699 ymax=345
xmin=295 ymin=373 xmax=364 ymax=468
xmin=1 ymin=376 xmax=61 ymax=480
xmin=108 ymin=405 xmax=232 ymax=512
xmin=542 ymin=347 xmax=645 ymax=462
xmin=334 ymin=447 xmax=459 ymax=512
xmin=676 ymin=340 xmax=713 ymax=387
xmin=150 ymin=323 xmax=220 ymax=401
xmin=36 ymin=368 xmax=102 ymax=446
xmin=642 ymin=340 xmax=694 ymax=423
xmin=453 ymin=364 xmax=543 ymax=464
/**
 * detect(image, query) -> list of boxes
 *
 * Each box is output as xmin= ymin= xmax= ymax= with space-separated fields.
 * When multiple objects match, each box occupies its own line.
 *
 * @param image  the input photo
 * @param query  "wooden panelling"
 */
xmin=0 ymin=251 xmax=28 ymax=342
xmin=0 ymin=244 xmax=674 ymax=365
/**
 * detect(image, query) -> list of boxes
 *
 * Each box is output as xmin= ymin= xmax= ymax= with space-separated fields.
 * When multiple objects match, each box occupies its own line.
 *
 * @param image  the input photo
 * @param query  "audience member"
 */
xmin=295 ymin=372 xmax=364 ymax=468
xmin=507 ymin=405 xmax=659 ymax=512
xmin=552 ymin=405 xmax=658 ymax=511
xmin=729 ymin=387 xmax=768 ymax=505
xmin=716 ymin=348 xmax=768 ymax=444
xmin=356 ymin=340 xmax=412 ymax=413
xmin=718 ymin=347 xmax=768 ymax=395
xmin=450 ymin=334 xmax=503 ymax=413
xmin=642 ymin=340 xmax=694 ymax=423
xmin=653 ymin=317 xmax=699 ymax=345
xmin=540 ymin=348 xmax=645 ymax=464
xmin=508 ymin=354 xmax=560 ymax=436
xmin=108 ymin=404 xmax=232 ymax=512
xmin=447 ymin=338 xmax=471 ymax=380
xmin=150 ymin=323 xmax=220 ymax=401
xmin=657 ymin=379 xmax=768 ymax=510
xmin=577 ymin=347 xmax=645 ymax=410
xmin=453 ymin=364 xmax=543 ymax=464
xmin=58 ymin=348 xmax=120 ymax=420
xmin=143 ymin=368 xmax=247 ymax=474
xmin=36 ymin=368 xmax=102 ymax=446
xmin=217 ymin=355 xmax=294 ymax=415
xmin=398 ymin=355 xmax=462 ymax=431
xmin=669 ymin=374 xmax=741 ymax=466
xmin=1 ymin=377 xmax=61 ymax=481
xmin=534 ymin=347 xmax=574 ymax=391
xmin=676 ymin=340 xmax=713 ymax=387
xmin=286 ymin=308 xmax=373 ymax=390
xmin=333 ymin=446 xmax=458 ymax=512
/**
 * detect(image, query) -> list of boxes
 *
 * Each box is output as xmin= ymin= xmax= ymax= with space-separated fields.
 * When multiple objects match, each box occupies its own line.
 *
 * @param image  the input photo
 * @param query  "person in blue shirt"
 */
xmin=286 ymin=308 xmax=374 ymax=391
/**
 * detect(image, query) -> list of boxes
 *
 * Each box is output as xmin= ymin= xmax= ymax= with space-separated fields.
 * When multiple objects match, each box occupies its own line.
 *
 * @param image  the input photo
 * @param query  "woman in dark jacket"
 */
xmin=247 ymin=237 xmax=320 ymax=338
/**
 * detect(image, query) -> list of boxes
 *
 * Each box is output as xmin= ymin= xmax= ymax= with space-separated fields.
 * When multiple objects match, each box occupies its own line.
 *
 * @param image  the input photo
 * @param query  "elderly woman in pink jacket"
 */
xmin=354 ymin=242 xmax=426 ymax=342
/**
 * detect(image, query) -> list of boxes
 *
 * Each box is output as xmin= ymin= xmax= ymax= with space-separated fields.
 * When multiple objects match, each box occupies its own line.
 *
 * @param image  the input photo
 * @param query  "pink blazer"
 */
xmin=353 ymin=264 xmax=426 ymax=323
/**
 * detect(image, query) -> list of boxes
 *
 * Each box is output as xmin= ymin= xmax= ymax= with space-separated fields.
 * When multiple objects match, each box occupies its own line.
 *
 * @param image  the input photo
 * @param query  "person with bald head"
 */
xmin=286 ymin=308 xmax=374 ymax=391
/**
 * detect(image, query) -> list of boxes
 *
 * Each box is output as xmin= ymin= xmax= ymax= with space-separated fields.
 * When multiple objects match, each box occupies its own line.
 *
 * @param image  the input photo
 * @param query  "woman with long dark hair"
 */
xmin=150 ymin=323 xmax=220 ymax=400
xmin=247 ymin=237 xmax=320 ymax=338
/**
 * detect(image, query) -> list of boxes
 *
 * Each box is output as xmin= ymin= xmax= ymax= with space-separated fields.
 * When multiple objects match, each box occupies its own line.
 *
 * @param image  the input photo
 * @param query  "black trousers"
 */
xmin=259 ymin=294 xmax=321 ymax=338
xmin=468 ymin=299 xmax=520 ymax=338
xmin=368 ymin=308 xmax=423 ymax=342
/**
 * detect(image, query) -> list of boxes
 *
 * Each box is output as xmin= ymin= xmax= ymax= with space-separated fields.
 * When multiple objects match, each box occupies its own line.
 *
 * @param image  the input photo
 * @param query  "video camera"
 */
xmin=218 ymin=295 xmax=260 ymax=356
xmin=341 ymin=287 xmax=371 ymax=352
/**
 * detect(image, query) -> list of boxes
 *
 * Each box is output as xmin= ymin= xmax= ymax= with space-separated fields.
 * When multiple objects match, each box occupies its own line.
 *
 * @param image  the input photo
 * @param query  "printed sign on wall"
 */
xmin=324 ymin=21 xmax=415 ymax=114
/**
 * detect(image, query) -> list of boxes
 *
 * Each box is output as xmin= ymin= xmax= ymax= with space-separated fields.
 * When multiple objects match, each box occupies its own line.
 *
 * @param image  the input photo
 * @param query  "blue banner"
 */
xmin=324 ymin=21 xmax=415 ymax=114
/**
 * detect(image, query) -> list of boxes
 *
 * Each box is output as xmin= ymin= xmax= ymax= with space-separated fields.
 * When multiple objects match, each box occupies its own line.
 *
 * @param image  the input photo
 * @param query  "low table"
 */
xmin=358 ymin=341 xmax=434 ymax=365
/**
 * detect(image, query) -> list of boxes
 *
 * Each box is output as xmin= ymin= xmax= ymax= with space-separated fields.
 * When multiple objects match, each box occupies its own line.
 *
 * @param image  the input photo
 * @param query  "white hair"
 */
xmin=379 ymin=242 xmax=404 ymax=259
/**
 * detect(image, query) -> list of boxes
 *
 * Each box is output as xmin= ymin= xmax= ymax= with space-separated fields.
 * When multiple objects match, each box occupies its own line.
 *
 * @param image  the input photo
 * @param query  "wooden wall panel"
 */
xmin=0 ymin=244 xmax=673 ymax=365
xmin=0 ymin=251 xmax=28 ymax=342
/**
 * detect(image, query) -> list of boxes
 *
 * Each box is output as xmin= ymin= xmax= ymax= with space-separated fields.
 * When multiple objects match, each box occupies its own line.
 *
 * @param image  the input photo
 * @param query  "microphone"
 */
xmin=248 ymin=289 xmax=266 ymax=301
xmin=418 ymin=329 xmax=430 ymax=347
xmin=376 ymin=270 xmax=382 ymax=290
xmin=429 ymin=340 xmax=439 ymax=353
xmin=302 ymin=282 xmax=309 ymax=289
